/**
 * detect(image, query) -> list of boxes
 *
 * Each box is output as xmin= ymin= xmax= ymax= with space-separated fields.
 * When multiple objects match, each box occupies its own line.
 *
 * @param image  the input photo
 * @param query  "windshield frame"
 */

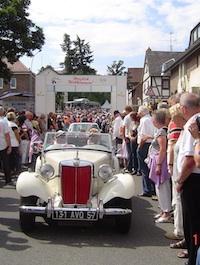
xmin=43 ymin=131 xmax=112 ymax=153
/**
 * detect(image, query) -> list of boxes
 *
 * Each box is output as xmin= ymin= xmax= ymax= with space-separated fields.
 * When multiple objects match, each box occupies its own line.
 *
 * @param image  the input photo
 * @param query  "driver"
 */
xmin=54 ymin=130 xmax=68 ymax=146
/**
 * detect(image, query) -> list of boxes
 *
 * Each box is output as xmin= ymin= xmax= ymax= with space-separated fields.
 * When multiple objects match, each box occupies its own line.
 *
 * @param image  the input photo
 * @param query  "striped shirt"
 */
xmin=168 ymin=121 xmax=182 ymax=141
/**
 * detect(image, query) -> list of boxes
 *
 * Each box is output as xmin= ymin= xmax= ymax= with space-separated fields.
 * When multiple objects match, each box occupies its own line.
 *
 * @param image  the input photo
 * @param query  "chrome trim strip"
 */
xmin=19 ymin=206 xmax=132 ymax=217
xmin=20 ymin=206 xmax=46 ymax=214
xmin=75 ymin=166 xmax=78 ymax=204
xmin=104 ymin=208 xmax=132 ymax=215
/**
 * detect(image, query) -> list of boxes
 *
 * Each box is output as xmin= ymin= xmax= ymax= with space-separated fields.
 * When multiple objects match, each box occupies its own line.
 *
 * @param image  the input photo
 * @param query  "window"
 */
xmin=193 ymin=29 xmax=198 ymax=43
xmin=0 ymin=78 xmax=3 ymax=89
xmin=198 ymin=26 xmax=200 ymax=39
xmin=192 ymin=87 xmax=200 ymax=95
xmin=10 ymin=78 xmax=16 ymax=89
xmin=162 ymin=79 xmax=169 ymax=90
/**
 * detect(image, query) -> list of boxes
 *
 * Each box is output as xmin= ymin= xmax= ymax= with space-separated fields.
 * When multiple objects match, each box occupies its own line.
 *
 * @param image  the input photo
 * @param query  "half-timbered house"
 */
xmin=142 ymin=48 xmax=183 ymax=103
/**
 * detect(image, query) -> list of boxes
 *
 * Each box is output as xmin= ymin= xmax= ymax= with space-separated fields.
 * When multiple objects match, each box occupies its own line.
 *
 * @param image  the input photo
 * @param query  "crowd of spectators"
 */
xmin=47 ymin=106 xmax=111 ymax=133
xmin=0 ymin=105 xmax=112 ymax=184
xmin=112 ymin=92 xmax=200 ymax=265
xmin=1 ymin=92 xmax=200 ymax=264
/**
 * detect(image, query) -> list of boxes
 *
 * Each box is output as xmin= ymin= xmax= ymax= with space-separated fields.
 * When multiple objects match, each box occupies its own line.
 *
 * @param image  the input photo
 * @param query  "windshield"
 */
xmin=43 ymin=132 xmax=112 ymax=152
xmin=68 ymin=123 xmax=99 ymax=132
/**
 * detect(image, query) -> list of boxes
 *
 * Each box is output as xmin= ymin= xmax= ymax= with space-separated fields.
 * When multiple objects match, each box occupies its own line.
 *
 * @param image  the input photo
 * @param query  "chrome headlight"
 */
xmin=40 ymin=164 xmax=54 ymax=182
xmin=98 ymin=164 xmax=113 ymax=183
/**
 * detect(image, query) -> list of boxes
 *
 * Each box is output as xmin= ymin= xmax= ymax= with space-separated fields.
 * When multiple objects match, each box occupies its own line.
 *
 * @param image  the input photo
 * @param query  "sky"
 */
xmin=21 ymin=0 xmax=200 ymax=75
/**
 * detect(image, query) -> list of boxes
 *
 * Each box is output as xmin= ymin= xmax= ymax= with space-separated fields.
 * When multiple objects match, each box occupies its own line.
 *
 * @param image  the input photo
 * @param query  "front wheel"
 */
xmin=20 ymin=196 xmax=38 ymax=233
xmin=114 ymin=198 xmax=132 ymax=233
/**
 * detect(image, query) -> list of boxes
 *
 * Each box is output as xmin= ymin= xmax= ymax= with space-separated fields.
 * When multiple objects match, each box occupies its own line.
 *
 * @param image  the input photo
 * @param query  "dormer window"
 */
xmin=190 ymin=23 xmax=200 ymax=46
xmin=193 ymin=29 xmax=198 ymax=43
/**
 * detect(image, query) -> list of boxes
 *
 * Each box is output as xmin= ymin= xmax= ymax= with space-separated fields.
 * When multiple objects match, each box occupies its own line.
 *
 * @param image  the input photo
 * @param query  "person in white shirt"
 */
xmin=7 ymin=112 xmax=21 ymax=173
xmin=188 ymin=117 xmax=200 ymax=168
xmin=137 ymin=105 xmax=156 ymax=196
xmin=112 ymin=110 xmax=122 ymax=153
xmin=121 ymin=105 xmax=135 ymax=173
xmin=176 ymin=93 xmax=200 ymax=265
xmin=0 ymin=106 xmax=12 ymax=184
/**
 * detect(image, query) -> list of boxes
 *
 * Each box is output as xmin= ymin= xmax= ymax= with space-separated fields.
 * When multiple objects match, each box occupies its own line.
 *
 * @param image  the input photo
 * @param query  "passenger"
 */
xmin=87 ymin=128 xmax=100 ymax=145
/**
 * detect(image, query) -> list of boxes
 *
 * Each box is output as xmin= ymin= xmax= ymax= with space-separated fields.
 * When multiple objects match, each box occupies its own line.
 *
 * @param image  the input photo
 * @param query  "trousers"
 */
xmin=0 ymin=148 xmax=11 ymax=183
xmin=137 ymin=143 xmax=154 ymax=194
xmin=181 ymin=173 xmax=200 ymax=265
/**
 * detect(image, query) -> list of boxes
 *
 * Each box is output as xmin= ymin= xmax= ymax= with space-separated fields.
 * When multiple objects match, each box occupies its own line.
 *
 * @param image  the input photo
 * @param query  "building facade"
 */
xmin=127 ymin=68 xmax=143 ymax=107
xmin=0 ymin=60 xmax=35 ymax=111
xmin=165 ymin=22 xmax=200 ymax=95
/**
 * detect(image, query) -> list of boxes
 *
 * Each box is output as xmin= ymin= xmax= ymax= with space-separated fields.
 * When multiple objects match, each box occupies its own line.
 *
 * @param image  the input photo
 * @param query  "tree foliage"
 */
xmin=61 ymin=34 xmax=96 ymax=75
xmin=107 ymin=60 xmax=126 ymax=75
xmin=0 ymin=0 xmax=45 ymax=79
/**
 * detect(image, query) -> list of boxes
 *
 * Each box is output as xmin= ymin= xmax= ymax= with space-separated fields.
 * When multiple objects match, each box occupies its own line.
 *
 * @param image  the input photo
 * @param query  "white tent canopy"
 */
xmin=101 ymin=100 xmax=111 ymax=109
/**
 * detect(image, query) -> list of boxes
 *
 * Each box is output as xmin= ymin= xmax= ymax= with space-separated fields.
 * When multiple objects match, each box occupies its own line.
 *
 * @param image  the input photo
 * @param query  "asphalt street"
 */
xmin=0 ymin=174 xmax=184 ymax=265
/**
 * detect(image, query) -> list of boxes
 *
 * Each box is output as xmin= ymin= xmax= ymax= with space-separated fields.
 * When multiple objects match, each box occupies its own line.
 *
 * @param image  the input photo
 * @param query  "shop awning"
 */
xmin=0 ymin=91 xmax=33 ymax=99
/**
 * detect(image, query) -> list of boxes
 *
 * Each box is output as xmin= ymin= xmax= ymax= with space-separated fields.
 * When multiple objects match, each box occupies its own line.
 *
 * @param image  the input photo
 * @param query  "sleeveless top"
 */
xmin=151 ymin=127 xmax=168 ymax=151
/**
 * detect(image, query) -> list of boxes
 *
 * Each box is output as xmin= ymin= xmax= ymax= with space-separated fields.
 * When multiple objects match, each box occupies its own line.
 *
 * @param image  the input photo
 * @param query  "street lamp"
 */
xmin=52 ymin=79 xmax=57 ymax=113
xmin=30 ymin=50 xmax=40 ymax=72
xmin=30 ymin=50 xmax=41 ymax=112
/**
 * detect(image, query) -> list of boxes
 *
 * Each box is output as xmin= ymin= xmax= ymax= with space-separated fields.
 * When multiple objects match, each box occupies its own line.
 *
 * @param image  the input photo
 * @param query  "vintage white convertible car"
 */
xmin=16 ymin=131 xmax=135 ymax=233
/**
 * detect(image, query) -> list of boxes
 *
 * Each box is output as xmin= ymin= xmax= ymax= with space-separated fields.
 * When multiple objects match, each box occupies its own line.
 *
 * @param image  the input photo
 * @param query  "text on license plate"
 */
xmin=53 ymin=210 xmax=98 ymax=220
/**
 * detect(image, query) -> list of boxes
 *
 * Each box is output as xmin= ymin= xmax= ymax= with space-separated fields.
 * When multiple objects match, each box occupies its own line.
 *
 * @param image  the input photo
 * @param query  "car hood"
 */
xmin=44 ymin=149 xmax=111 ymax=175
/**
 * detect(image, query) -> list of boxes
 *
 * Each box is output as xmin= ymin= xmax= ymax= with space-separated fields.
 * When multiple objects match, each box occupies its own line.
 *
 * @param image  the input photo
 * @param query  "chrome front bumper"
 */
xmin=19 ymin=205 xmax=132 ymax=220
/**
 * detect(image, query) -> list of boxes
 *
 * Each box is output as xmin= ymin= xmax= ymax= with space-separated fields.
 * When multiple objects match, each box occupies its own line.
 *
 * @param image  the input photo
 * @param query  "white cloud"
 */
xmin=21 ymin=0 xmax=200 ymax=74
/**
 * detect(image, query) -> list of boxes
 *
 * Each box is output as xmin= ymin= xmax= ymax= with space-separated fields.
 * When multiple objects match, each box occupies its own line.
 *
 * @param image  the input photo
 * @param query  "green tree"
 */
xmin=60 ymin=34 xmax=75 ymax=74
xmin=0 ymin=0 xmax=45 ymax=79
xmin=61 ymin=34 xmax=96 ymax=75
xmin=107 ymin=60 xmax=126 ymax=75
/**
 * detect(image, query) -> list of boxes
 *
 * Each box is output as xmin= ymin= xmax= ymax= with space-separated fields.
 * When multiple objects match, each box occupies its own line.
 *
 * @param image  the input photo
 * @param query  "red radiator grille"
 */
xmin=61 ymin=165 xmax=91 ymax=204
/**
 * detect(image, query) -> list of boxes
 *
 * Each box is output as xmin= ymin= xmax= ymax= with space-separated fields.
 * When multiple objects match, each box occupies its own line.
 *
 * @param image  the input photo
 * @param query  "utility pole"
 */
xmin=170 ymin=32 xmax=173 ymax=52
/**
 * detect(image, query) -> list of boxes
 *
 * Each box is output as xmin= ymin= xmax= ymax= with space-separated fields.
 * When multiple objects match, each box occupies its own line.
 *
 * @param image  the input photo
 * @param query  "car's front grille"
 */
xmin=61 ymin=164 xmax=92 ymax=204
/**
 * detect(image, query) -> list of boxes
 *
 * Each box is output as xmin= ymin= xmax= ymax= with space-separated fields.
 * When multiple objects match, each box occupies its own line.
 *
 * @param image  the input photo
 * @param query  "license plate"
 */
xmin=52 ymin=210 xmax=98 ymax=220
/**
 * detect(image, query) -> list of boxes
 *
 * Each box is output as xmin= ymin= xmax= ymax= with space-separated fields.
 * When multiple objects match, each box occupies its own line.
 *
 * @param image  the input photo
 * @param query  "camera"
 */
xmin=196 ymin=116 xmax=200 ymax=130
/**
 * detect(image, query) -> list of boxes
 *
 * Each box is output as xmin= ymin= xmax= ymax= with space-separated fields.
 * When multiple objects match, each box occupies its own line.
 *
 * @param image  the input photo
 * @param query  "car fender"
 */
xmin=16 ymin=172 xmax=52 ymax=202
xmin=98 ymin=173 xmax=135 ymax=204
xmin=113 ymin=156 xmax=120 ymax=172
